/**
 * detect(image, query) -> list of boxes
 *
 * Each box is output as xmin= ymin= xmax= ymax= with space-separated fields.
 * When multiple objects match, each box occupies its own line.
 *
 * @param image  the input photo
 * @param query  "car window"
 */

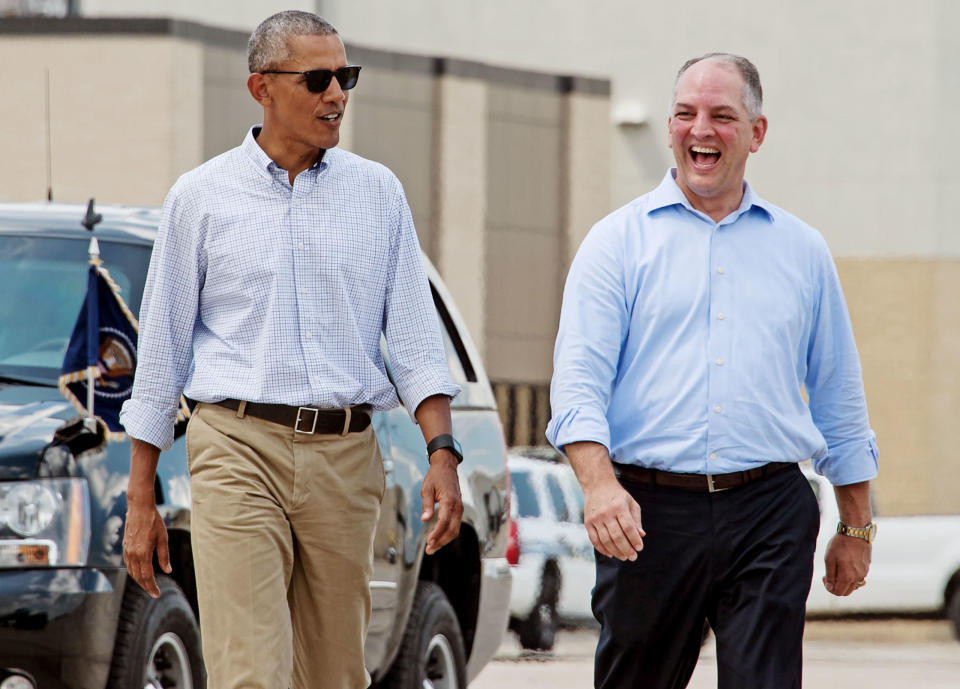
xmin=378 ymin=281 xmax=477 ymax=397
xmin=430 ymin=283 xmax=477 ymax=385
xmin=545 ymin=475 xmax=569 ymax=522
xmin=438 ymin=320 xmax=468 ymax=385
xmin=510 ymin=470 xmax=541 ymax=518
xmin=0 ymin=235 xmax=149 ymax=379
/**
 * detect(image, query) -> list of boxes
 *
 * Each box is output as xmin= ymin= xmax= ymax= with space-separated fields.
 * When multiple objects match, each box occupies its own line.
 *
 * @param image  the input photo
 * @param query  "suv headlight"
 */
xmin=0 ymin=479 xmax=90 ymax=567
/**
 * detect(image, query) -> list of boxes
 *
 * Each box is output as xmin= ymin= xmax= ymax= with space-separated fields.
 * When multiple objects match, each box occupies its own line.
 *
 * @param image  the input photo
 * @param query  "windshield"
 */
xmin=510 ymin=470 xmax=541 ymax=518
xmin=0 ymin=235 xmax=150 ymax=385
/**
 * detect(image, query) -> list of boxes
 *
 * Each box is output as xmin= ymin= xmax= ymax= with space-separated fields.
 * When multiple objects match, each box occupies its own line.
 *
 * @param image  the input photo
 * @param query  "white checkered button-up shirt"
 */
xmin=120 ymin=127 xmax=460 ymax=451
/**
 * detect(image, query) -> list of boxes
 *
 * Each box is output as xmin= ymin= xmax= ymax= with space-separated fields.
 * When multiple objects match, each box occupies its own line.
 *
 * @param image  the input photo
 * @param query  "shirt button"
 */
xmin=714 ymin=406 xmax=723 ymax=414
xmin=305 ymin=332 xmax=312 ymax=339
xmin=710 ymin=453 xmax=718 ymax=460
xmin=715 ymin=359 xmax=724 ymax=366
xmin=717 ymin=267 xmax=725 ymax=274
xmin=297 ymin=242 xmax=305 ymax=250
xmin=717 ymin=312 xmax=725 ymax=320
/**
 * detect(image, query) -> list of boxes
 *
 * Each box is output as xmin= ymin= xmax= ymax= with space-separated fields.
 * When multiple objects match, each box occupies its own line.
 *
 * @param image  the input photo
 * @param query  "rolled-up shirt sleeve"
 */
xmin=805 ymin=241 xmax=879 ymax=486
xmin=120 ymin=182 xmax=204 ymax=451
xmin=546 ymin=222 xmax=630 ymax=453
xmin=382 ymin=179 xmax=460 ymax=419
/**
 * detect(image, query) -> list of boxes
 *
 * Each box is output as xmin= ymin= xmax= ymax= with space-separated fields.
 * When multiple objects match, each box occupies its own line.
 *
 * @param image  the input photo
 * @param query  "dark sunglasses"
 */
xmin=260 ymin=65 xmax=362 ymax=93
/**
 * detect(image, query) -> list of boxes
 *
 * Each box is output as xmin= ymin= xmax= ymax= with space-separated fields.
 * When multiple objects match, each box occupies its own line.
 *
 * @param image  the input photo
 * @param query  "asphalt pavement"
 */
xmin=471 ymin=619 xmax=960 ymax=688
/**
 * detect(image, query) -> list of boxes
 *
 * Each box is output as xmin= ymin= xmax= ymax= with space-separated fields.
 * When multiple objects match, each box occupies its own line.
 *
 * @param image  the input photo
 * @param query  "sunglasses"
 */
xmin=260 ymin=65 xmax=362 ymax=93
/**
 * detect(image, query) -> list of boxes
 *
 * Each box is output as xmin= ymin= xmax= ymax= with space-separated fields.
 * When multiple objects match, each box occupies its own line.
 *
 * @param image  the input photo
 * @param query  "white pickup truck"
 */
xmin=803 ymin=465 xmax=960 ymax=638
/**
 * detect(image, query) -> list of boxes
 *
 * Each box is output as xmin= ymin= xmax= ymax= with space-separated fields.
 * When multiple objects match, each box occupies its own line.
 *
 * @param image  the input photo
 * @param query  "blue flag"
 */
xmin=58 ymin=262 xmax=188 ymax=438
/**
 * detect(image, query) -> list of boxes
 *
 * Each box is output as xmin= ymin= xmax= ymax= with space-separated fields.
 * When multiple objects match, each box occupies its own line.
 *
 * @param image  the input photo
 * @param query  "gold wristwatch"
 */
xmin=836 ymin=521 xmax=877 ymax=543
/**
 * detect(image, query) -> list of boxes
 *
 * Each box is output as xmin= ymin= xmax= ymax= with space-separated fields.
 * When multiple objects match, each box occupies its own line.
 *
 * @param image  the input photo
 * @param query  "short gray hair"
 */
xmin=672 ymin=53 xmax=763 ymax=120
xmin=247 ymin=10 xmax=338 ymax=73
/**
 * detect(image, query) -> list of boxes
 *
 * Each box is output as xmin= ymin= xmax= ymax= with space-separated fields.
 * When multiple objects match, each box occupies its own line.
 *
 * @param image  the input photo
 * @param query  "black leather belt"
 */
xmin=214 ymin=399 xmax=371 ymax=435
xmin=612 ymin=461 xmax=796 ymax=493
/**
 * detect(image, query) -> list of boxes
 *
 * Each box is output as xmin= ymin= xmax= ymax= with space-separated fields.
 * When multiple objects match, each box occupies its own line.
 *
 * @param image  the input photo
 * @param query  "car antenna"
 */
xmin=45 ymin=67 xmax=53 ymax=201
xmin=81 ymin=198 xmax=102 ymax=232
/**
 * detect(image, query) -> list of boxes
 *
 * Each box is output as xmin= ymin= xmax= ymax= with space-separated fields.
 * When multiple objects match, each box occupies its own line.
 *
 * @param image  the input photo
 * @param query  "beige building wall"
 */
xmin=562 ymin=90 xmax=611 ymax=272
xmin=345 ymin=49 xmax=436 ymax=254
xmin=202 ymin=42 xmax=262 ymax=160
xmin=1 ymin=35 xmax=202 ymax=205
xmin=840 ymin=260 xmax=960 ymax=515
xmin=0 ymin=20 xmax=263 ymax=206
xmin=485 ymin=79 xmax=563 ymax=385
xmin=432 ymin=70 xmax=488 ymax=358
xmin=79 ymin=0 xmax=313 ymax=33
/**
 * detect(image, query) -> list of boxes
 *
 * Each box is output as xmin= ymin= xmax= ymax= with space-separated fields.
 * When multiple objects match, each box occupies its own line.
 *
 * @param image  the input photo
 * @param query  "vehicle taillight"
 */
xmin=506 ymin=518 xmax=520 ymax=565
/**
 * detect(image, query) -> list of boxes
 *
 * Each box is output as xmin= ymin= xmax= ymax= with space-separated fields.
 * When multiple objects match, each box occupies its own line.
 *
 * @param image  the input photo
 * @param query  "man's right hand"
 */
xmin=123 ymin=438 xmax=171 ymax=598
xmin=566 ymin=441 xmax=645 ymax=561
xmin=583 ymin=477 xmax=645 ymax=560
xmin=122 ymin=498 xmax=172 ymax=598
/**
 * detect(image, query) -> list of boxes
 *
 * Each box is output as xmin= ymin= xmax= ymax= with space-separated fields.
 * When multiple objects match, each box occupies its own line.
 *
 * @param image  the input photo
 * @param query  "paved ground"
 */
xmin=471 ymin=619 xmax=960 ymax=688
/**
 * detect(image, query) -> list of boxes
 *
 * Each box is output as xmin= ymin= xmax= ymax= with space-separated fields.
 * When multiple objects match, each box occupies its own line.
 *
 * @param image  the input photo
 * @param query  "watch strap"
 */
xmin=426 ymin=433 xmax=463 ymax=464
xmin=836 ymin=521 xmax=876 ymax=543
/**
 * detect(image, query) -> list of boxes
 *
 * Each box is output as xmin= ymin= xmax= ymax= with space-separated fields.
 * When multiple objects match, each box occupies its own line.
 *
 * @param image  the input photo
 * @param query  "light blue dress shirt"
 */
xmin=546 ymin=170 xmax=878 ymax=486
xmin=121 ymin=127 xmax=459 ymax=451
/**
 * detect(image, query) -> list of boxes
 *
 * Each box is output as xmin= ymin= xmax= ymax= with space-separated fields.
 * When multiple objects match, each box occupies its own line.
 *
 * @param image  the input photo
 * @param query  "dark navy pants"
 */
xmin=592 ymin=464 xmax=820 ymax=689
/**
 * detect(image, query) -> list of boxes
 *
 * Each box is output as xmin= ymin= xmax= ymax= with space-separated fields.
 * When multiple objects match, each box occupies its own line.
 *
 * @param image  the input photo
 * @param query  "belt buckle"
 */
xmin=295 ymin=407 xmax=319 ymax=434
xmin=707 ymin=474 xmax=726 ymax=493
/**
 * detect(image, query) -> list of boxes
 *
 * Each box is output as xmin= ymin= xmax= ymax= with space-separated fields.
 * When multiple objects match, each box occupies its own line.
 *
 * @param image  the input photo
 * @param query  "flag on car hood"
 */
xmin=58 ymin=263 xmax=188 ymax=439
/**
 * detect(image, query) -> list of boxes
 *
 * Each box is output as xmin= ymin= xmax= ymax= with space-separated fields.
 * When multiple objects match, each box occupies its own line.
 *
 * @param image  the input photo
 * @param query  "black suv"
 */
xmin=0 ymin=202 xmax=511 ymax=689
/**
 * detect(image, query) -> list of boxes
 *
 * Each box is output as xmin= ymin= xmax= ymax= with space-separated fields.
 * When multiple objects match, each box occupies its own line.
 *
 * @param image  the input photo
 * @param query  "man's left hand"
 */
xmin=823 ymin=533 xmax=871 ymax=596
xmin=421 ymin=450 xmax=463 ymax=554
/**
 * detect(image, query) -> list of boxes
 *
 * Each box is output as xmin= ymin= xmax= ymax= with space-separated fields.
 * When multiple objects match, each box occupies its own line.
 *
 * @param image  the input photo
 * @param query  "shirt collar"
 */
xmin=647 ymin=168 xmax=774 ymax=223
xmin=241 ymin=125 xmax=334 ymax=181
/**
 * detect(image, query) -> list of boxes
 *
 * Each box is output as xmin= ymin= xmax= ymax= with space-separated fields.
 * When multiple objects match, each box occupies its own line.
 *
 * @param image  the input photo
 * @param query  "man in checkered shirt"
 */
xmin=119 ymin=11 xmax=463 ymax=688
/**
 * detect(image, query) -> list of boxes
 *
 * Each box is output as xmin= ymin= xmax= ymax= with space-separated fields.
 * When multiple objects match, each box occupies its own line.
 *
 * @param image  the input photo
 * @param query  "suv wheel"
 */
xmin=379 ymin=581 xmax=467 ymax=689
xmin=107 ymin=575 xmax=205 ymax=689
xmin=518 ymin=566 xmax=559 ymax=651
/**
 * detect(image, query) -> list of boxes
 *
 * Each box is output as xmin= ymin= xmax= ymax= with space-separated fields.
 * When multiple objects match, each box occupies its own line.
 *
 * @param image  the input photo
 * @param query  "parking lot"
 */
xmin=472 ymin=619 xmax=960 ymax=688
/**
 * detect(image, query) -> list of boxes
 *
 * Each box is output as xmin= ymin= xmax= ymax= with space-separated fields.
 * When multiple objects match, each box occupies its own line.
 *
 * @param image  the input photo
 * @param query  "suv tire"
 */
xmin=948 ymin=582 xmax=960 ymax=640
xmin=518 ymin=566 xmax=559 ymax=651
xmin=107 ymin=574 xmax=205 ymax=689
xmin=379 ymin=581 xmax=467 ymax=689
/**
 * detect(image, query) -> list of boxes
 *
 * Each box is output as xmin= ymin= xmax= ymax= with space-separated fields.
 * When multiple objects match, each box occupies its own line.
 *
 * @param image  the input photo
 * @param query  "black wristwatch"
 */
xmin=426 ymin=433 xmax=463 ymax=464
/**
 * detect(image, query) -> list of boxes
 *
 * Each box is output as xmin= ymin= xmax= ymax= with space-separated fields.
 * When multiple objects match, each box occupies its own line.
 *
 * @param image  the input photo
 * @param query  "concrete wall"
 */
xmin=78 ymin=0 xmax=313 ymax=33
xmin=203 ymin=42 xmax=262 ymax=161
xmin=485 ymin=80 xmax=563 ymax=385
xmin=1 ymin=34 xmax=201 ymax=205
xmin=345 ymin=49 xmax=436 ymax=254
xmin=0 ymin=19 xmax=260 ymax=205
xmin=432 ymin=71 xmax=488 ymax=360
xmin=839 ymin=259 xmax=960 ymax=515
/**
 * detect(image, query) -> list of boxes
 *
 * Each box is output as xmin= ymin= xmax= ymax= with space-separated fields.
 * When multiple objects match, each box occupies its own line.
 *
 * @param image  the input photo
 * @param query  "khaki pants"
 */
xmin=185 ymin=402 xmax=385 ymax=689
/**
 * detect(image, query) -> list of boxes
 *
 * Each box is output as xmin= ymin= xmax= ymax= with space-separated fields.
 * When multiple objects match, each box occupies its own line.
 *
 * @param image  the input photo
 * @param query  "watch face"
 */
xmin=453 ymin=438 xmax=463 ymax=457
